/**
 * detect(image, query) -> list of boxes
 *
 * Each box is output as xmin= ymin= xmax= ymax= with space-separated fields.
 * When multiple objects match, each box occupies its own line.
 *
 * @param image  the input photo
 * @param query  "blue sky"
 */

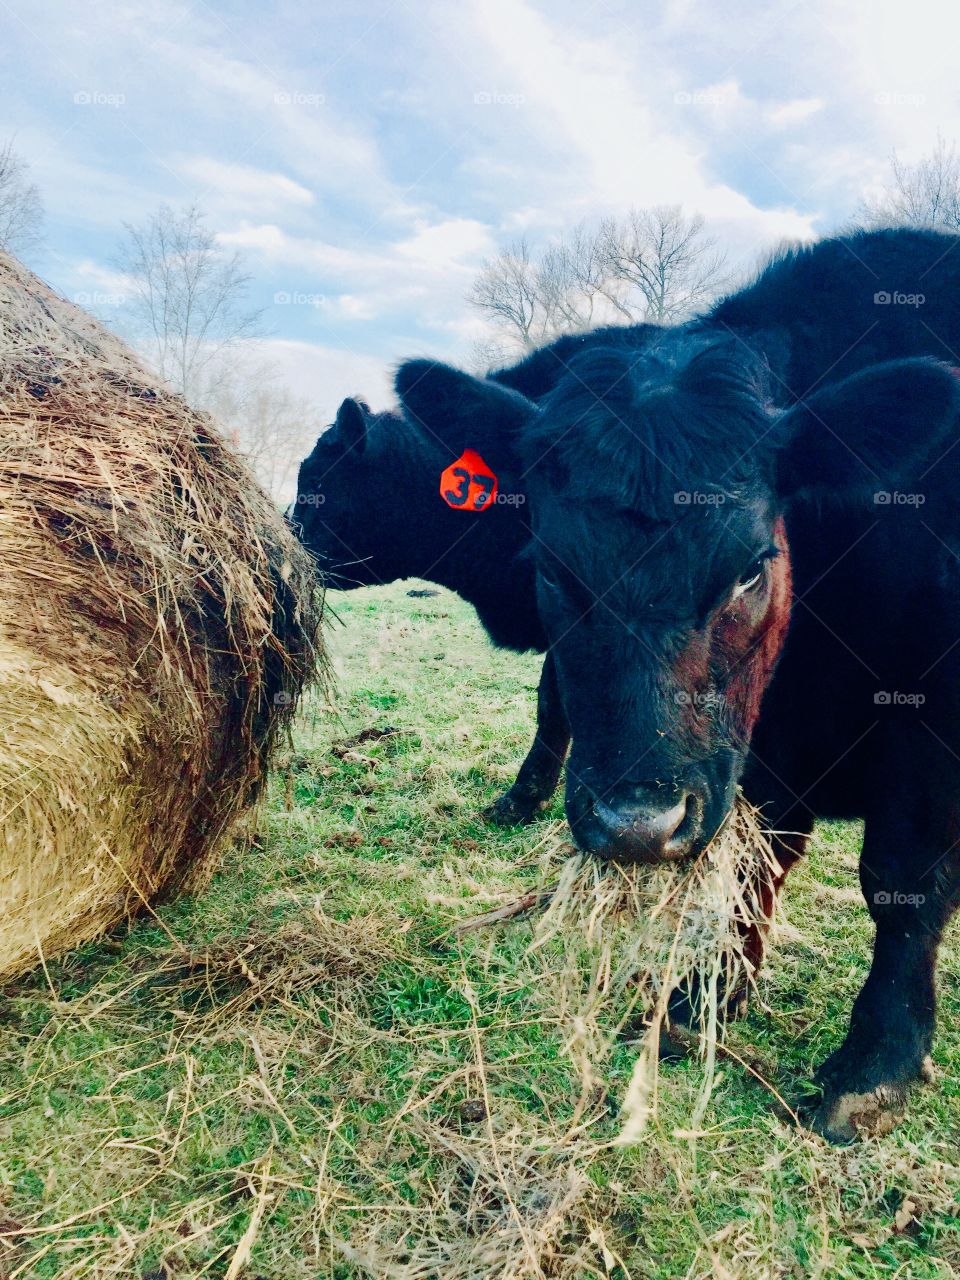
xmin=3 ymin=0 xmax=959 ymax=416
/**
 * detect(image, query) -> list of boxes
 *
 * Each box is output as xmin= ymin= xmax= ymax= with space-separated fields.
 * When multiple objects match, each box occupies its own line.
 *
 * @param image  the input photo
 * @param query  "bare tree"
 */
xmin=0 ymin=139 xmax=43 ymax=256
xmin=597 ymin=205 xmax=728 ymax=322
xmin=203 ymin=363 xmax=319 ymax=501
xmin=469 ymin=206 xmax=727 ymax=354
xmin=117 ymin=203 xmax=262 ymax=400
xmin=857 ymin=136 xmax=960 ymax=231
xmin=469 ymin=239 xmax=545 ymax=350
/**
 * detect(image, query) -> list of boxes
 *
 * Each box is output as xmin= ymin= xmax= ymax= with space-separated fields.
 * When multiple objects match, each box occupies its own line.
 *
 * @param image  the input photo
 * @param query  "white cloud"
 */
xmin=394 ymin=218 xmax=496 ymax=266
xmin=219 ymin=218 xmax=495 ymax=343
xmin=240 ymin=338 xmax=394 ymax=415
xmin=465 ymin=0 xmax=819 ymax=245
xmin=171 ymin=158 xmax=315 ymax=217
xmin=766 ymin=97 xmax=825 ymax=128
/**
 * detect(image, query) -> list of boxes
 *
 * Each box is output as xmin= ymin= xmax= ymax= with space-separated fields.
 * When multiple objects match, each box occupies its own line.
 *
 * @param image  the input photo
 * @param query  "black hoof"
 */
xmin=810 ymin=1085 xmax=907 ymax=1143
xmin=806 ymin=1047 xmax=933 ymax=1143
xmin=482 ymin=791 xmax=545 ymax=826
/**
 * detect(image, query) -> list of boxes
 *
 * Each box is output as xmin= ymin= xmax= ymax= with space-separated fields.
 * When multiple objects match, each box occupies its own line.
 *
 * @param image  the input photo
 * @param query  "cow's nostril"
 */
xmin=587 ymin=789 xmax=704 ymax=863
xmin=670 ymin=790 xmax=702 ymax=851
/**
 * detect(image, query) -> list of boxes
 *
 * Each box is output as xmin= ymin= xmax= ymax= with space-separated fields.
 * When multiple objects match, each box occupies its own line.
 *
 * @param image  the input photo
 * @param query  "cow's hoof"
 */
xmin=658 ymin=1021 xmax=697 ymax=1060
xmin=618 ymin=1016 xmax=695 ymax=1060
xmin=482 ymin=793 xmax=543 ymax=826
xmin=810 ymin=1084 xmax=907 ymax=1144
xmin=809 ymin=1050 xmax=933 ymax=1143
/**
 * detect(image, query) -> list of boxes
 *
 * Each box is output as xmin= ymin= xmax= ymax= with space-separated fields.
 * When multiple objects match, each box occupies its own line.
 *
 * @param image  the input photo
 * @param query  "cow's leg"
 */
xmin=484 ymin=651 xmax=569 ymax=825
xmin=812 ymin=807 xmax=960 ymax=1143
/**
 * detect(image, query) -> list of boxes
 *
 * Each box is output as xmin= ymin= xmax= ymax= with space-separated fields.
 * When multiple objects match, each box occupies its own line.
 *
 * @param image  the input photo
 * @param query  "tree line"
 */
xmin=2 ymin=135 xmax=959 ymax=493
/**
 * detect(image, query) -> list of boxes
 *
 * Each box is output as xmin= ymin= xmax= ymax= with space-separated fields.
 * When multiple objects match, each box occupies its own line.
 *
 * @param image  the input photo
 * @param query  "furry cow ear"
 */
xmin=395 ymin=359 xmax=536 ymax=461
xmin=334 ymin=397 xmax=368 ymax=455
xmin=774 ymin=358 xmax=960 ymax=501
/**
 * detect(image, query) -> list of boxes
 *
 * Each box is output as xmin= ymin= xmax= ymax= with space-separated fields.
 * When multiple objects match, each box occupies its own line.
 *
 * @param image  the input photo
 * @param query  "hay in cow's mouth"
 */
xmin=458 ymin=795 xmax=781 ymax=1140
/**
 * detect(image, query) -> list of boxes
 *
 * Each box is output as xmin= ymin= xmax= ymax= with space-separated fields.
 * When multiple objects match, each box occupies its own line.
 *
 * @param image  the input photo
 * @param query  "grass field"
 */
xmin=1 ymin=582 xmax=959 ymax=1279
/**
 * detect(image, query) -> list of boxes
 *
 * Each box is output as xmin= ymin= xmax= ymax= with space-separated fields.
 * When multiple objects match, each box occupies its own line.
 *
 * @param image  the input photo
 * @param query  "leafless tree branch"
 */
xmin=469 ymin=206 xmax=728 ymax=355
xmin=116 ymin=203 xmax=263 ymax=400
xmin=857 ymin=135 xmax=960 ymax=231
xmin=0 ymin=139 xmax=43 ymax=256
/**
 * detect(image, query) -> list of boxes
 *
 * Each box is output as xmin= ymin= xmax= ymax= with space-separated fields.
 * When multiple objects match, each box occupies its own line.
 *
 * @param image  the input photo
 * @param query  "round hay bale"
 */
xmin=0 ymin=251 xmax=324 ymax=978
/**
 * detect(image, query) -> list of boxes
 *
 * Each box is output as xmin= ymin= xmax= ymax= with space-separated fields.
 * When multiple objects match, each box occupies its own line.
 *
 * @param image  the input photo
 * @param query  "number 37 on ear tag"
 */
xmin=440 ymin=449 xmax=498 ymax=511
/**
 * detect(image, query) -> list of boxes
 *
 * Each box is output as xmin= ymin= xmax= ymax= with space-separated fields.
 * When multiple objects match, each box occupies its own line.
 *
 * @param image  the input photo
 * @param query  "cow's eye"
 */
xmin=732 ymin=561 xmax=765 ymax=598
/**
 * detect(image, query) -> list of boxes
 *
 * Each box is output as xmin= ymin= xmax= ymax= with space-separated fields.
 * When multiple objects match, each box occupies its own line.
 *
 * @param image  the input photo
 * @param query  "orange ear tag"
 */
xmin=439 ymin=449 xmax=499 ymax=511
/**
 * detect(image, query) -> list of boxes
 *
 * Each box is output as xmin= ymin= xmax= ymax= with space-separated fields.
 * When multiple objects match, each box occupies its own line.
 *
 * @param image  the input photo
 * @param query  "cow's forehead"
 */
xmin=524 ymin=334 xmax=777 ymax=520
xmin=533 ymin=491 xmax=775 ymax=604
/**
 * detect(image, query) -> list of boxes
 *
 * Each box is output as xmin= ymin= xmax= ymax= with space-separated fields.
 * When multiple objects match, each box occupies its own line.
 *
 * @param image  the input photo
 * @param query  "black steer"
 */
xmin=295 ymin=326 xmax=657 ymax=824
xmin=396 ymin=227 xmax=960 ymax=1141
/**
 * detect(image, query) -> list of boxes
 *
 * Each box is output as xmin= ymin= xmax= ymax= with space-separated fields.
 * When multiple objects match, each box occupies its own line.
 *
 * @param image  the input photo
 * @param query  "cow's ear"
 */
xmin=395 ymin=359 xmax=536 ymax=461
xmin=334 ymin=397 xmax=368 ymax=455
xmin=774 ymin=358 xmax=960 ymax=501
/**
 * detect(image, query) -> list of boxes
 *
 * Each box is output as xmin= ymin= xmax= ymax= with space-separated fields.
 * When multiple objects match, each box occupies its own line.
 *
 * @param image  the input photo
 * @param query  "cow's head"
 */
xmin=294 ymin=397 xmax=408 ymax=588
xmin=397 ymin=340 xmax=960 ymax=862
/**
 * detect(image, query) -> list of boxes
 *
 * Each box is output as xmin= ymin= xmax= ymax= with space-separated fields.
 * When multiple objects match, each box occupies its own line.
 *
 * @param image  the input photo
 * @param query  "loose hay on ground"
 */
xmin=471 ymin=798 xmax=783 ymax=1137
xmin=327 ymin=800 xmax=785 ymax=1278
xmin=0 ymin=250 xmax=324 ymax=978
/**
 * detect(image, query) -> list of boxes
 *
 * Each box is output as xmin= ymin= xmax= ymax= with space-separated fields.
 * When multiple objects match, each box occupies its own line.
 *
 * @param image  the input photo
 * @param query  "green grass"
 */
xmin=0 ymin=582 xmax=958 ymax=1277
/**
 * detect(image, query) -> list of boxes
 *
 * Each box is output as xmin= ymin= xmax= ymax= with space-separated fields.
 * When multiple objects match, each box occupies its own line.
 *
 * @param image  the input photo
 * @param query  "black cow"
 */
xmin=395 ymin=227 xmax=960 ymax=1140
xmin=294 ymin=326 xmax=657 ymax=823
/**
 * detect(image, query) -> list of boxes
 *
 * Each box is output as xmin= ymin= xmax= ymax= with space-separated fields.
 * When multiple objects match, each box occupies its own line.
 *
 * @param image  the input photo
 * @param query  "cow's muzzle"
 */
xmin=569 ymin=783 xmax=706 ymax=864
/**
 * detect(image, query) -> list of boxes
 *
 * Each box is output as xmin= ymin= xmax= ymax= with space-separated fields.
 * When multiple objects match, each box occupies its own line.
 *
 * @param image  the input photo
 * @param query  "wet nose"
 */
xmin=588 ymin=790 xmax=703 ymax=863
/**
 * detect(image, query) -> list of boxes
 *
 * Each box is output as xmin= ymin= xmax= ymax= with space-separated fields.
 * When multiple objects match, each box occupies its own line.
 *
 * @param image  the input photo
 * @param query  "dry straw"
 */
xmin=326 ymin=801 xmax=782 ymax=1277
xmin=526 ymin=798 xmax=781 ymax=1141
xmin=0 ymin=250 xmax=324 ymax=978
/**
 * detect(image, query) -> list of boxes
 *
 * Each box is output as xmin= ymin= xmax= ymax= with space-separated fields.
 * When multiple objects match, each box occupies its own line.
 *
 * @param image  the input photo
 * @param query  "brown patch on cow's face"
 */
xmin=671 ymin=515 xmax=792 ymax=754
xmin=710 ymin=514 xmax=792 ymax=742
